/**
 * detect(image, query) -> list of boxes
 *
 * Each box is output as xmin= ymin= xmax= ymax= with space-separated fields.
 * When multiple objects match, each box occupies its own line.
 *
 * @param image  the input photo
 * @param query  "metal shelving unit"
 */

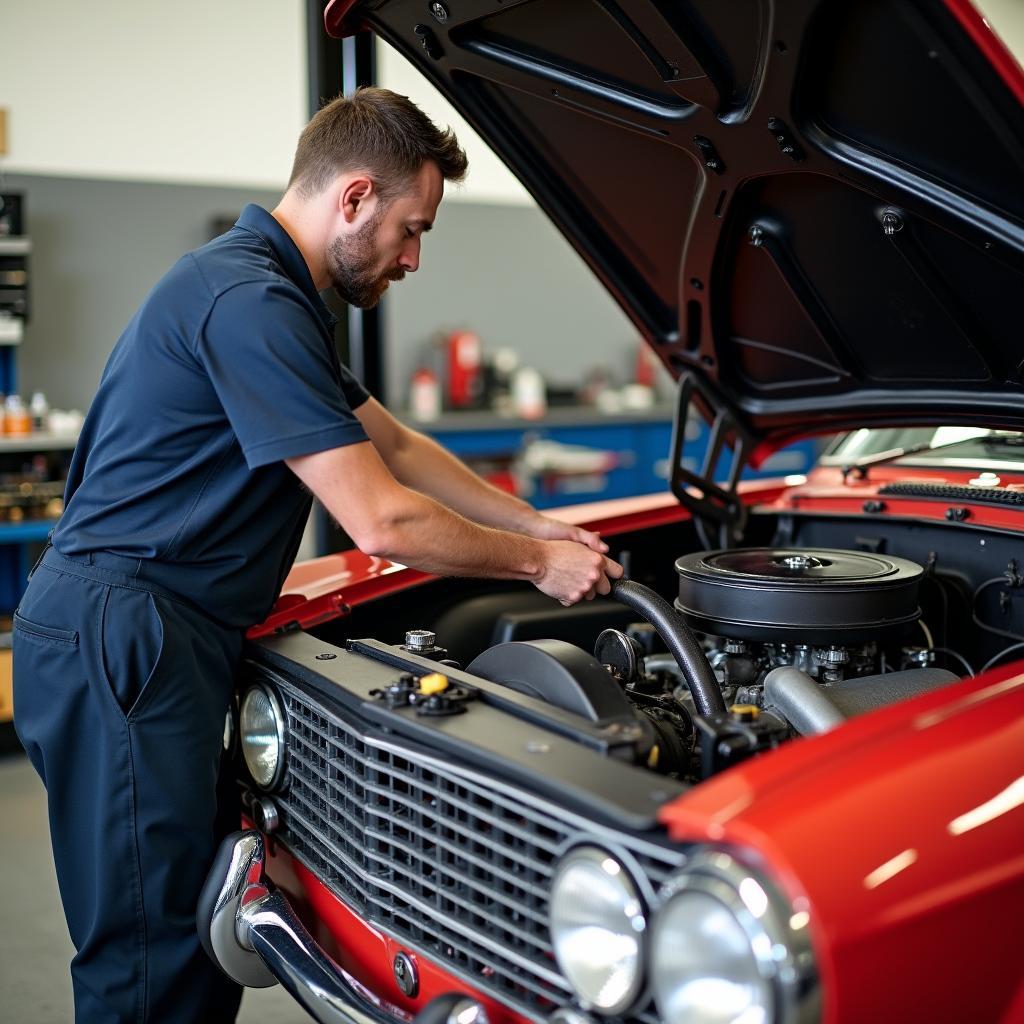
xmin=0 ymin=434 xmax=77 ymax=611
xmin=0 ymin=432 xmax=77 ymax=453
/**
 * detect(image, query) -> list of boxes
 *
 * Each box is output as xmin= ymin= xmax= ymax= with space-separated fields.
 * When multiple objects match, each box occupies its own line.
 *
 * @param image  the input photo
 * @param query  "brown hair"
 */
xmin=287 ymin=87 xmax=468 ymax=201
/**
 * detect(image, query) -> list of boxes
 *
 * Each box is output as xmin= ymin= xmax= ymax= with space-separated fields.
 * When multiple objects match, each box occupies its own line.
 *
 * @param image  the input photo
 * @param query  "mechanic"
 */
xmin=13 ymin=88 xmax=622 ymax=1024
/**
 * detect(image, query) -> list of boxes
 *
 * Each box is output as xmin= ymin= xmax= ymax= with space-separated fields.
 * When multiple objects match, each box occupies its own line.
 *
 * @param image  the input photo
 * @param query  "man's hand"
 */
xmin=287 ymin=442 xmax=623 ymax=607
xmin=526 ymin=514 xmax=609 ymax=554
xmin=534 ymin=541 xmax=623 ymax=606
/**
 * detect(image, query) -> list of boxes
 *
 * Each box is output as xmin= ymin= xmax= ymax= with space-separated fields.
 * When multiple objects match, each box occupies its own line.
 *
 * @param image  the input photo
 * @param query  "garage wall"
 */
xmin=5 ymin=173 xmax=280 ymax=410
xmin=384 ymin=204 xmax=641 ymax=408
xmin=0 ymin=3 xmax=534 ymax=206
xmin=7 ymin=171 xmax=639 ymax=413
xmin=0 ymin=0 xmax=307 ymax=189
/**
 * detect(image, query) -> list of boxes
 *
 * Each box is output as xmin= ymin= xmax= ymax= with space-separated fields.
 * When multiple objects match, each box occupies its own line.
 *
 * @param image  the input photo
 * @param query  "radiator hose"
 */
xmin=610 ymin=579 xmax=726 ymax=717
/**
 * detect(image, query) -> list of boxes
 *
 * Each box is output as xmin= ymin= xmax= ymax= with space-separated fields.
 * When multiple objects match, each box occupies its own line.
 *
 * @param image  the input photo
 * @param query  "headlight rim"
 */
xmin=548 ymin=840 xmax=652 ymax=1017
xmin=651 ymin=847 xmax=819 ymax=1024
xmin=240 ymin=683 xmax=287 ymax=791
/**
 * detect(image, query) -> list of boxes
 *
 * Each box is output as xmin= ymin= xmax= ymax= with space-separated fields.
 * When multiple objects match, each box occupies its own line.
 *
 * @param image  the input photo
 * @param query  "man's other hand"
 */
xmin=528 ymin=514 xmax=609 ymax=554
xmin=534 ymin=541 xmax=624 ymax=606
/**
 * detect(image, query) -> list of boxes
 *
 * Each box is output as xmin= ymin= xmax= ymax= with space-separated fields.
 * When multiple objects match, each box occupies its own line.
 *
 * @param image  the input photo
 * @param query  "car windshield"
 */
xmin=821 ymin=427 xmax=1024 ymax=472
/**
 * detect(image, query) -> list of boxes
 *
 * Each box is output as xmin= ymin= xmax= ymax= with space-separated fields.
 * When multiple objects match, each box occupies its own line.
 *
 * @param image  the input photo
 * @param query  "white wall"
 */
xmin=976 ymin=0 xmax=1024 ymax=60
xmin=1 ymin=0 xmax=1017 ymax=195
xmin=0 ymin=0 xmax=531 ymax=202
xmin=0 ymin=0 xmax=307 ymax=189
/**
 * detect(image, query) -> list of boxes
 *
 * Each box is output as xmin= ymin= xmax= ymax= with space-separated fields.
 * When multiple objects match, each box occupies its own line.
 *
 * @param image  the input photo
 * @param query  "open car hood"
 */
xmin=326 ymin=0 xmax=1024 ymax=445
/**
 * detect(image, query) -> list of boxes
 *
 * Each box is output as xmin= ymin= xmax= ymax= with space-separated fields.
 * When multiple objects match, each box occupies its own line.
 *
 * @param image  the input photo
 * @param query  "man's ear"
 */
xmin=340 ymin=175 xmax=375 ymax=225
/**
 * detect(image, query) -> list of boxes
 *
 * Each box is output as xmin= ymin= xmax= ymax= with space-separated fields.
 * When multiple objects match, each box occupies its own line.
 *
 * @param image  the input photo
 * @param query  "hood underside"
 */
xmin=328 ymin=0 xmax=1024 ymax=442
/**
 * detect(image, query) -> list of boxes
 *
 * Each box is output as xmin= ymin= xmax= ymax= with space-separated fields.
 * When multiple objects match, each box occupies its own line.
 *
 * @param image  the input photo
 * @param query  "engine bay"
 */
xmin=308 ymin=510 xmax=1024 ymax=786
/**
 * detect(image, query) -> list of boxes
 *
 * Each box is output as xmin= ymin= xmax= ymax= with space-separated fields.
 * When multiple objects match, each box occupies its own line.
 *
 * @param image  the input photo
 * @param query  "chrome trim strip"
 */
xmin=204 ymin=831 xmax=488 ymax=1024
xmin=205 ymin=832 xmax=277 ymax=988
xmin=242 ymin=886 xmax=413 ymax=1024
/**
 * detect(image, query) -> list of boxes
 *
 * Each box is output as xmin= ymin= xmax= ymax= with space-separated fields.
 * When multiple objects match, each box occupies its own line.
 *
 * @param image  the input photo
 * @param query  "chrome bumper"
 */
xmin=198 ymin=831 xmax=487 ymax=1024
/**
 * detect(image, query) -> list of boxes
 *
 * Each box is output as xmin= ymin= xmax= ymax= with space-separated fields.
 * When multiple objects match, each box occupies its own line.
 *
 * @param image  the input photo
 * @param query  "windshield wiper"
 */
xmin=840 ymin=433 xmax=1024 ymax=481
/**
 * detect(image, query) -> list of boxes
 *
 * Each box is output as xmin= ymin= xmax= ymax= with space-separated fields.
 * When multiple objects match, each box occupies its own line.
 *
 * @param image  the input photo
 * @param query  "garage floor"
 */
xmin=0 ymin=752 xmax=307 ymax=1023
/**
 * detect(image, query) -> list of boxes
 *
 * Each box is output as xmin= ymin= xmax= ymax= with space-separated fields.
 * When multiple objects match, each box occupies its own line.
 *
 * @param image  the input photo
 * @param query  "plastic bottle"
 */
xmin=409 ymin=367 xmax=441 ymax=422
xmin=512 ymin=367 xmax=547 ymax=420
xmin=4 ymin=394 xmax=31 ymax=436
xmin=30 ymin=392 xmax=49 ymax=432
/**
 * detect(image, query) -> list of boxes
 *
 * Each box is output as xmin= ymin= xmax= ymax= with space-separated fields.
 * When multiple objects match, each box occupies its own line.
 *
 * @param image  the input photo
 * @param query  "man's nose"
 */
xmin=399 ymin=238 xmax=421 ymax=273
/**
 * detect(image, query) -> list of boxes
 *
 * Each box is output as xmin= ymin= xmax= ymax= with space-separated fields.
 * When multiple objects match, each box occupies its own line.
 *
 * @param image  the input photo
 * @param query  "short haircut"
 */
xmin=287 ymin=87 xmax=468 ymax=201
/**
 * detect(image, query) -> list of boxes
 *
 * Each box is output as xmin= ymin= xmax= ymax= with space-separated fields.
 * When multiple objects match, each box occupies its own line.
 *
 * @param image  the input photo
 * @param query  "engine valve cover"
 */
xmin=675 ymin=548 xmax=923 ymax=643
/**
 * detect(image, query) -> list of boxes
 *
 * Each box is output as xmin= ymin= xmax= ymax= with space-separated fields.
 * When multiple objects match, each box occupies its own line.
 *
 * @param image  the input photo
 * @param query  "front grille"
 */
xmin=269 ymin=675 xmax=684 ymax=1023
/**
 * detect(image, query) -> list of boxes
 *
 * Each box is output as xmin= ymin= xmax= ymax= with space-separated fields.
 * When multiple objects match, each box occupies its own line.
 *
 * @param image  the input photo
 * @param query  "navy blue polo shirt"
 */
xmin=53 ymin=204 xmax=370 ymax=628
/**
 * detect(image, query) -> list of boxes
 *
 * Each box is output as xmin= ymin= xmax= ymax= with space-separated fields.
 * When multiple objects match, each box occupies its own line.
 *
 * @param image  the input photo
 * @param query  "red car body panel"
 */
xmin=260 ymin=832 xmax=535 ymax=1024
xmin=658 ymin=667 xmax=1024 ymax=1023
xmin=252 ymin=0 xmax=1024 ymax=1017
xmin=767 ymin=464 xmax=1024 ymax=532
xmin=253 ymin=471 xmax=1024 ymax=1023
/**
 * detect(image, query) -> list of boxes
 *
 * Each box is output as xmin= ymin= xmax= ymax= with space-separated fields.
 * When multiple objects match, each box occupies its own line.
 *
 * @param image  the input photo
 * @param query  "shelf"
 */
xmin=0 ymin=238 xmax=31 ymax=255
xmin=402 ymin=403 xmax=676 ymax=433
xmin=0 ymin=432 xmax=78 ymax=452
xmin=0 ymin=519 xmax=57 ymax=543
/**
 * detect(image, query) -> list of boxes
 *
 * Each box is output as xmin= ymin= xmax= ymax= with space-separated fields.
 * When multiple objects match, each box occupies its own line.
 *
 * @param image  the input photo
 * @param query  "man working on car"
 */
xmin=13 ymin=87 xmax=622 ymax=1024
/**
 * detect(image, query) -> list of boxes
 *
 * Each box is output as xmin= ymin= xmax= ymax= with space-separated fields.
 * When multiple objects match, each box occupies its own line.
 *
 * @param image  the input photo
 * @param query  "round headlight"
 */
xmin=650 ymin=850 xmax=818 ymax=1024
xmin=549 ymin=845 xmax=647 ymax=1015
xmin=239 ymin=685 xmax=285 ymax=789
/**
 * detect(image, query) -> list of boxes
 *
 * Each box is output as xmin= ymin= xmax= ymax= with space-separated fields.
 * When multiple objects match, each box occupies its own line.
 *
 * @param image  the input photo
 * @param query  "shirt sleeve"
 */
xmin=198 ymin=280 xmax=370 ymax=469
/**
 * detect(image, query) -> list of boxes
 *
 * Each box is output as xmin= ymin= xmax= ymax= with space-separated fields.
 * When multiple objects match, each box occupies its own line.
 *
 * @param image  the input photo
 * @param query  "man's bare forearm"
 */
xmin=359 ymin=486 xmax=544 ymax=580
xmin=286 ymin=442 xmax=621 ymax=605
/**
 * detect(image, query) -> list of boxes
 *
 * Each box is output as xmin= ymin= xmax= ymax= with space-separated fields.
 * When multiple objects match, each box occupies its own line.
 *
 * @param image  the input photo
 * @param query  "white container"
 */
xmin=512 ymin=367 xmax=547 ymax=420
xmin=30 ymin=391 xmax=50 ymax=431
xmin=409 ymin=367 xmax=441 ymax=422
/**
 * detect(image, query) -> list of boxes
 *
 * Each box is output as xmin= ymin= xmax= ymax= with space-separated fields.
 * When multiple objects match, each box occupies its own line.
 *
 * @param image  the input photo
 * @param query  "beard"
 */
xmin=326 ymin=210 xmax=405 ymax=309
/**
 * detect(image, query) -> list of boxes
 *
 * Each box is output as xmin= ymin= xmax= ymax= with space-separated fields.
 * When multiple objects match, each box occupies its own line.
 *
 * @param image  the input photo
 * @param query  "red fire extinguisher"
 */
xmin=446 ymin=329 xmax=483 ymax=409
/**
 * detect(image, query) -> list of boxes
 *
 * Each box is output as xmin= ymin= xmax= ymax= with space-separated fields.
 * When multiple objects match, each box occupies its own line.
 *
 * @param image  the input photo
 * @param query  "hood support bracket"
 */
xmin=669 ymin=373 xmax=754 ymax=550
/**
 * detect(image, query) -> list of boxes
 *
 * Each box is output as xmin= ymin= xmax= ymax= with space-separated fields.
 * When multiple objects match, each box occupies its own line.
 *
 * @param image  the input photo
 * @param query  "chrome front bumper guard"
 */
xmin=198 ymin=831 xmax=487 ymax=1024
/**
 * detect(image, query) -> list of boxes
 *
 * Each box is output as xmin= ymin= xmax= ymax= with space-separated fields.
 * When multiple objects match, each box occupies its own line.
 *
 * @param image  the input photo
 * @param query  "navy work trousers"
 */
xmin=13 ymin=547 xmax=245 ymax=1023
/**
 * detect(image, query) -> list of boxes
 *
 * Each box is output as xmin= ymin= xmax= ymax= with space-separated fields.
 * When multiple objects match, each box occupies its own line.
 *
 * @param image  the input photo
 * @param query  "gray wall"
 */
xmin=8 ymin=173 xmax=640 ymax=413
xmin=7 ymin=173 xmax=281 ymax=411
xmin=384 ymin=201 xmax=641 ymax=406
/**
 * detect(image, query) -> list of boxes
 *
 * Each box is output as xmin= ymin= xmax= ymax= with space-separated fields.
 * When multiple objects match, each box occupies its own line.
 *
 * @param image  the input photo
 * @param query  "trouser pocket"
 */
xmin=99 ymin=586 xmax=166 ymax=719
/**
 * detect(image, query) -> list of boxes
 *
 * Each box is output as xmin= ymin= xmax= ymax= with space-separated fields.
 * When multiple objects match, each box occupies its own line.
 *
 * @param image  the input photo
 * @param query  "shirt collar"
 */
xmin=235 ymin=204 xmax=338 ymax=329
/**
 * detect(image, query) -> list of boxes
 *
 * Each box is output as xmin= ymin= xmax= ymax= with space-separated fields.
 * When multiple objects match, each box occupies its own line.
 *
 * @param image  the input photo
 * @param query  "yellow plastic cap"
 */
xmin=418 ymin=673 xmax=449 ymax=695
xmin=729 ymin=703 xmax=761 ymax=720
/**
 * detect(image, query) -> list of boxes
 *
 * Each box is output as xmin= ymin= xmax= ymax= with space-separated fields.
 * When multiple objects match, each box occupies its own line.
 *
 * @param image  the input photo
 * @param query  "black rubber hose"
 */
xmin=610 ymin=579 xmax=726 ymax=717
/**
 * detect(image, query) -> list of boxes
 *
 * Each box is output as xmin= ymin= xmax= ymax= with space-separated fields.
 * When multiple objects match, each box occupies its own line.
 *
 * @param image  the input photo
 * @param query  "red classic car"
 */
xmin=199 ymin=2 xmax=1024 ymax=1023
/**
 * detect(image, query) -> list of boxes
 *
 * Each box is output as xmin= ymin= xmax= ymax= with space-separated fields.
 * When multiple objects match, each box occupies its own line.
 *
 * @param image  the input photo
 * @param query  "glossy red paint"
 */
xmin=771 ymin=464 xmax=1024 ymax=533
xmin=247 ymin=551 xmax=433 ymax=639
xmin=658 ymin=666 xmax=1024 ymax=1023
xmin=944 ymin=0 xmax=1024 ymax=107
xmin=250 ymin=480 xmax=792 ymax=637
xmin=323 ymin=0 xmax=362 ymax=39
xmin=262 ymin=839 xmax=536 ymax=1024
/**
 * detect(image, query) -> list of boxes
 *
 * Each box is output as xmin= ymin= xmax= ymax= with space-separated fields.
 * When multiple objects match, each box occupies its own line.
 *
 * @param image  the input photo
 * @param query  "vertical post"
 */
xmin=306 ymin=5 xmax=384 ymax=403
xmin=306 ymin=5 xmax=384 ymax=553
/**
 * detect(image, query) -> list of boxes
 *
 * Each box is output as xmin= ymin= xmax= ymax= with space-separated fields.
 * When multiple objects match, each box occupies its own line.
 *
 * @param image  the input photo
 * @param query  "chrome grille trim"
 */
xmin=269 ymin=674 xmax=685 ymax=1022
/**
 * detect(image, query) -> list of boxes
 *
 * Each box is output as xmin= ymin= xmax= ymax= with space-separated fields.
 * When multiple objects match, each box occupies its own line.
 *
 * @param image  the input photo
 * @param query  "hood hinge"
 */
xmin=668 ymin=372 xmax=754 ymax=549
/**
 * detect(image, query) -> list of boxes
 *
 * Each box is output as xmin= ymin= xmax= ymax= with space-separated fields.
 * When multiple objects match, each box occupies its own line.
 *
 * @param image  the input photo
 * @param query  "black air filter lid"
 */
xmin=675 ymin=548 xmax=923 ymax=643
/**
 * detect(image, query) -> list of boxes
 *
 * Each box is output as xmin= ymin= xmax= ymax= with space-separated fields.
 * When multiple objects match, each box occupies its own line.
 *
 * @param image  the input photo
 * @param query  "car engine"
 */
xmin=407 ymin=546 xmax=959 ymax=785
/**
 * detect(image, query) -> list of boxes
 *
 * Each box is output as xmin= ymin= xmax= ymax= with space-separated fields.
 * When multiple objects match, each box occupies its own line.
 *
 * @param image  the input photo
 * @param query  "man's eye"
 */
xmin=405 ymin=228 xmax=415 ymax=239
